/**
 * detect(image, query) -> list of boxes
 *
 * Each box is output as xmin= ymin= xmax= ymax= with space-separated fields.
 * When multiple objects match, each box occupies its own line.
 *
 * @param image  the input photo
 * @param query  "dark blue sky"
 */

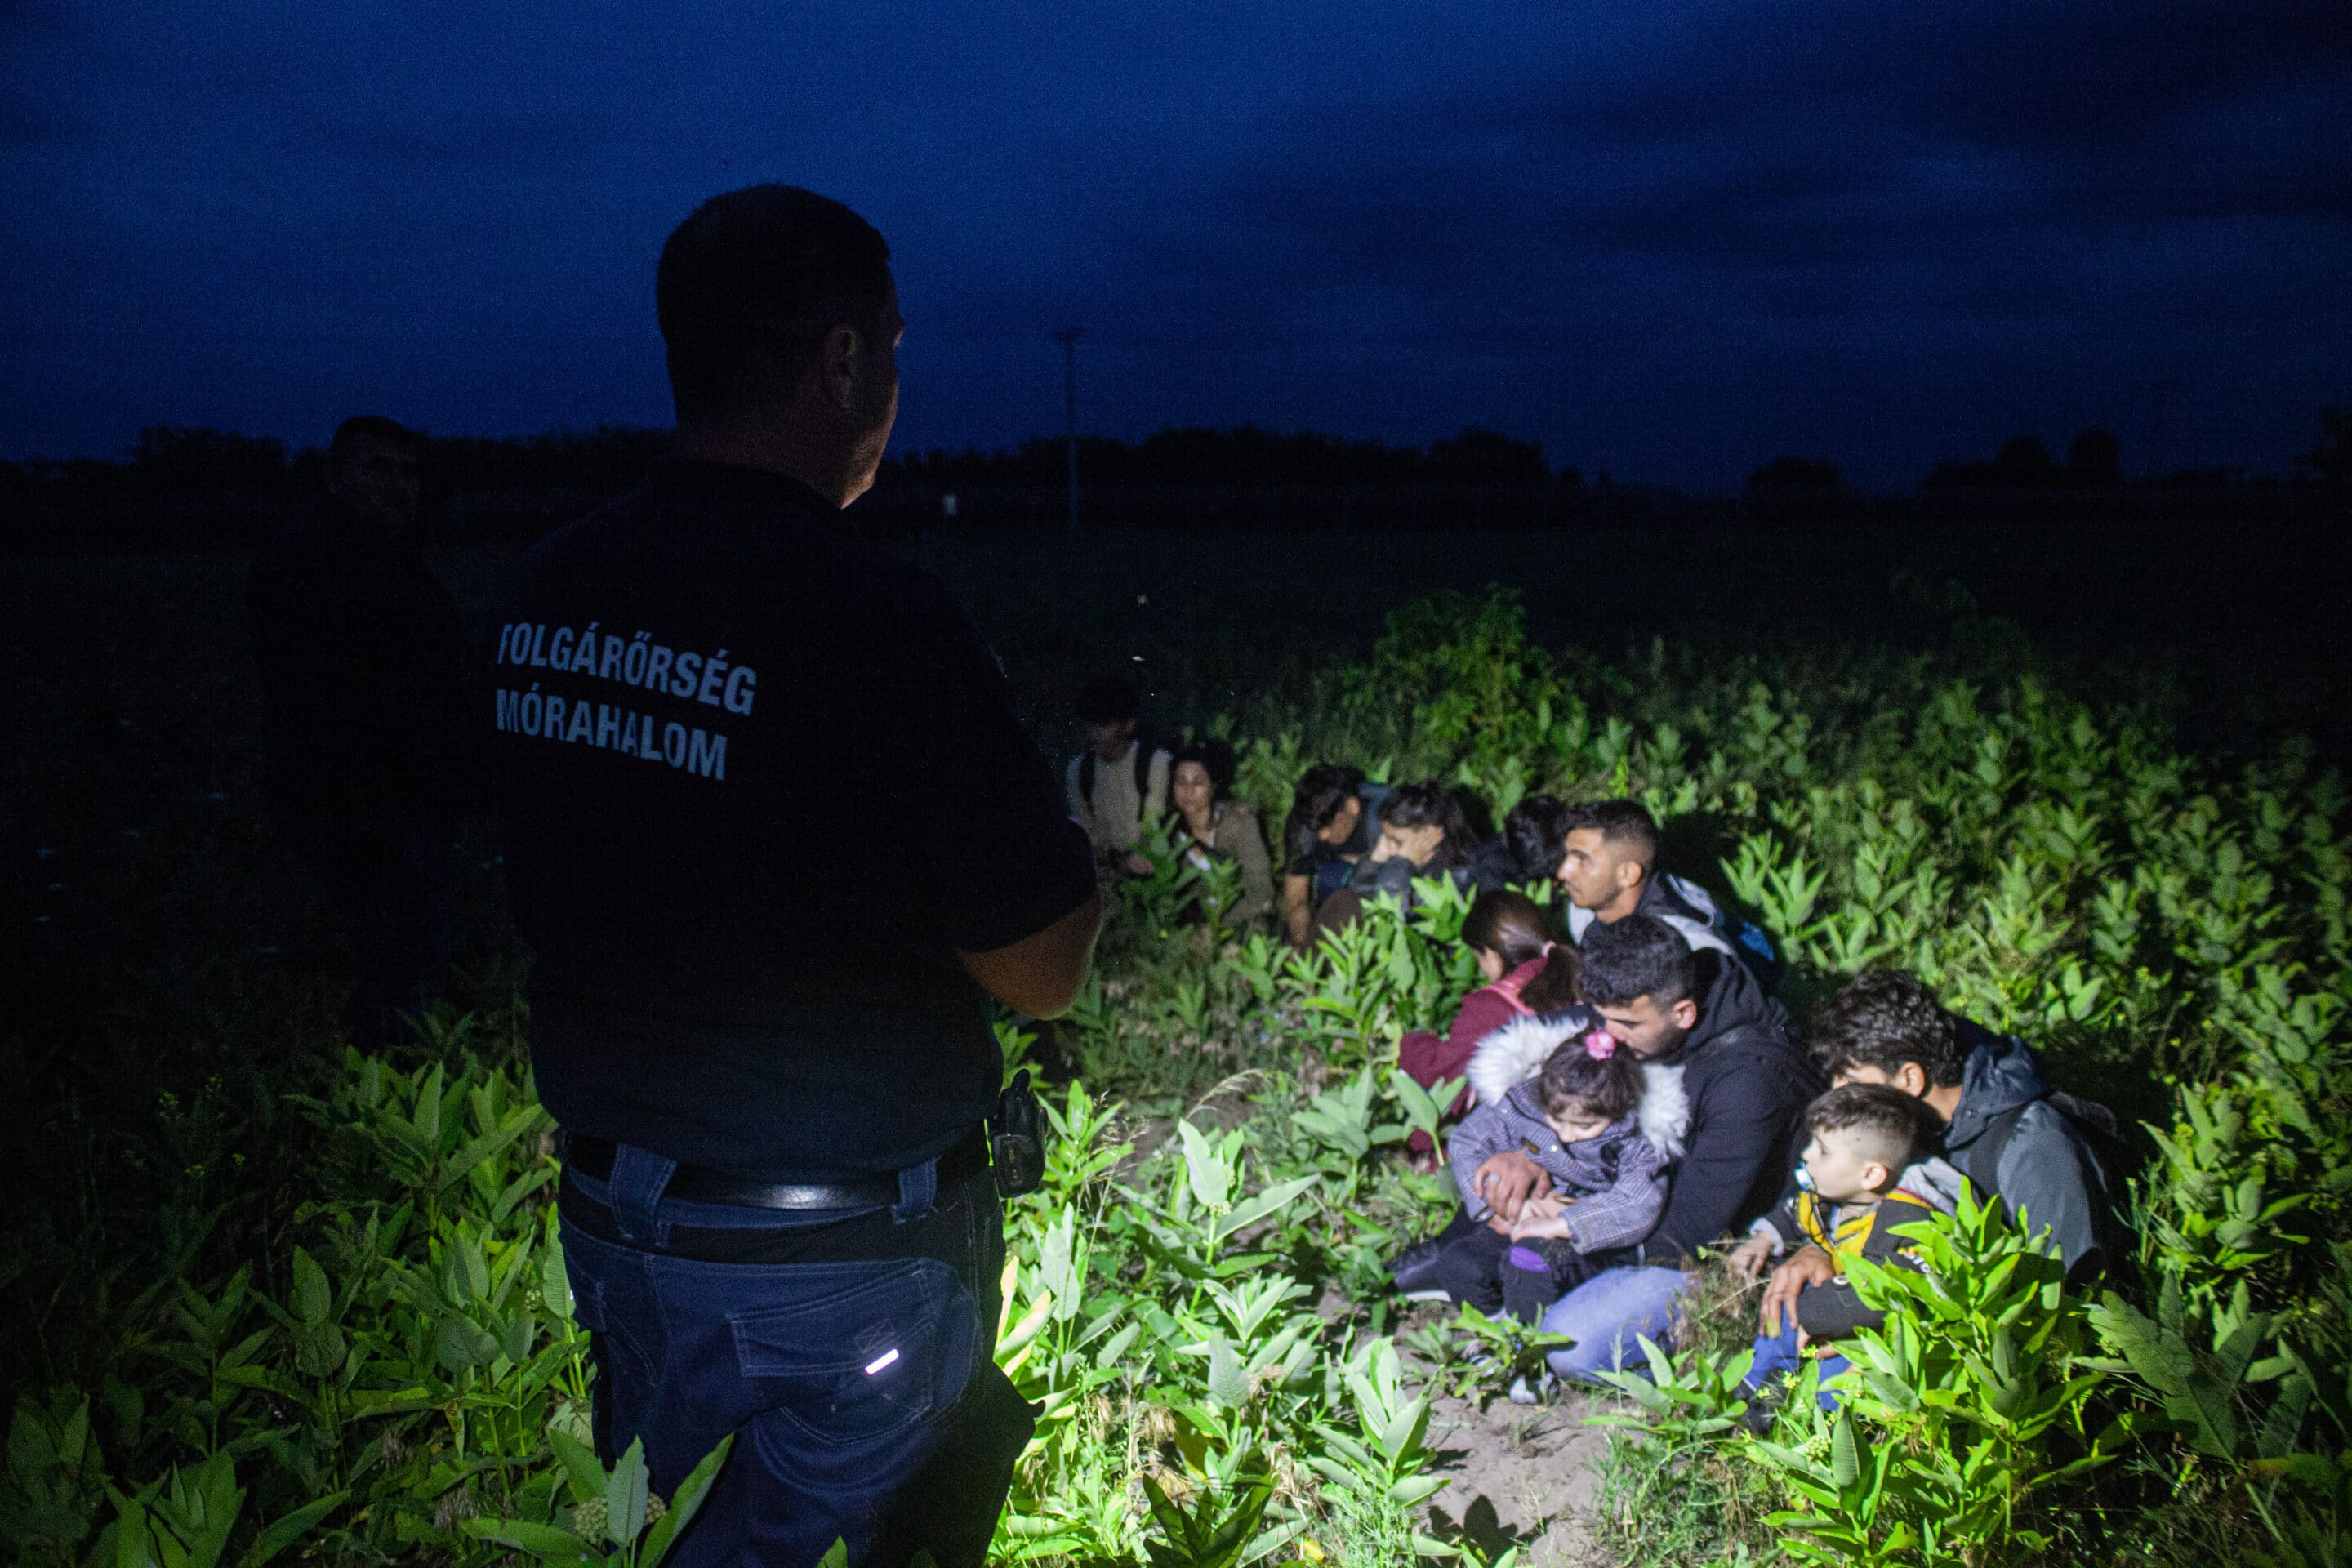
xmin=6 ymin=2 xmax=2347 ymax=488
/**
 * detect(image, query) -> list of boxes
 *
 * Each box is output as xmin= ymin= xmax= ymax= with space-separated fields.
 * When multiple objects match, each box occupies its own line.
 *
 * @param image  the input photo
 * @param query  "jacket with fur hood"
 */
xmin=1450 ymin=1010 xmax=1682 ymax=1255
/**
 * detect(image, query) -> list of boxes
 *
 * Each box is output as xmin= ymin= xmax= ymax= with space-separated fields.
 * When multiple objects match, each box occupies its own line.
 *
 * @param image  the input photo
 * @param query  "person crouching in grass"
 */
xmin=1730 ymin=1083 xmax=1962 ymax=1428
xmin=1434 ymin=1029 xmax=1668 ymax=1325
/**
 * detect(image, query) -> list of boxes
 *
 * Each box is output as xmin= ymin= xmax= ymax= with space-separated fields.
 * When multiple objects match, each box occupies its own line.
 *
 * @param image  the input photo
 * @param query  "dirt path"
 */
xmin=1422 ymin=1379 xmax=1613 ymax=1565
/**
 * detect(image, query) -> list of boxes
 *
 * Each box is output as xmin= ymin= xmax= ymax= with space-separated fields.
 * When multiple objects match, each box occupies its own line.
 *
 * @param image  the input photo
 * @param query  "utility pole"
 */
xmin=1050 ymin=327 xmax=1085 ymax=537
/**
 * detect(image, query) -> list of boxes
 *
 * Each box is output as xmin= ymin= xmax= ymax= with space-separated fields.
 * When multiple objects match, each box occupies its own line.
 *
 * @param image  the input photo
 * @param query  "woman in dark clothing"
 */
xmin=1343 ymin=778 xmax=1480 ymax=906
xmin=1168 ymin=737 xmax=1276 ymax=929
xmin=1396 ymin=890 xmax=1585 ymax=1160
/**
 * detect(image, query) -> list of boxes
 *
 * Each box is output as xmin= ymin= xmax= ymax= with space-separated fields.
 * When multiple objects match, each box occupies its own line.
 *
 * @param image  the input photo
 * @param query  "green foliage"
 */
xmin=15 ymin=586 xmax=2352 ymax=1565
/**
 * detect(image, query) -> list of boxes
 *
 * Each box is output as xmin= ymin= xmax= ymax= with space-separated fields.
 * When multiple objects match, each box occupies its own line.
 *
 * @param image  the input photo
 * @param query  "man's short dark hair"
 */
xmin=1578 ymin=913 xmax=1695 ymax=1008
xmin=1808 ymin=1082 xmax=1935 ymax=1172
xmin=1293 ymin=764 xmax=1366 ymax=831
xmin=657 ymin=185 xmax=893 ymax=425
xmin=1285 ymin=763 xmax=1369 ymax=865
xmin=1564 ymin=798 xmax=1659 ymax=871
xmin=1810 ymin=970 xmax=1964 ymax=1087
xmin=1076 ymin=675 xmax=1140 ymax=726
xmin=330 ymin=416 xmax=418 ymax=456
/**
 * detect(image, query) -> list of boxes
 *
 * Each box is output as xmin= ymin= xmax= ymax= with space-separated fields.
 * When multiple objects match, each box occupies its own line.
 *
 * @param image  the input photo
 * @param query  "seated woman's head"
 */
xmin=1536 ymin=1035 xmax=1645 ymax=1143
xmin=1461 ymin=889 xmax=1552 ymax=979
xmin=1460 ymin=888 xmax=1584 ymax=1009
xmin=1377 ymin=779 xmax=1478 ymax=870
xmin=1169 ymin=737 xmax=1238 ymax=825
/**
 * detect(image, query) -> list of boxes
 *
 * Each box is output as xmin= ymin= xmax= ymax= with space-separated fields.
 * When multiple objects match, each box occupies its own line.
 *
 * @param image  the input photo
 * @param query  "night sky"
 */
xmin=5 ymin=2 xmax=2348 ymax=489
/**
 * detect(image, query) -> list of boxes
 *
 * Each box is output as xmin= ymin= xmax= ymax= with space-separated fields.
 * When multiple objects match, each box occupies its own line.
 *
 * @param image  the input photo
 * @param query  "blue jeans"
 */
xmin=1744 ymin=1318 xmax=1851 ymax=1412
xmin=559 ymin=1143 xmax=1031 ymax=1567
xmin=1538 ymin=1265 xmax=1695 ymax=1383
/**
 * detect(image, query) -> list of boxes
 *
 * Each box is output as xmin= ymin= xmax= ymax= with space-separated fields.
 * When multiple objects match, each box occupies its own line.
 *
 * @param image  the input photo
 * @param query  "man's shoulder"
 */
xmin=519 ymin=488 xmax=945 ymax=611
xmin=1686 ymin=1022 xmax=1811 ymax=1098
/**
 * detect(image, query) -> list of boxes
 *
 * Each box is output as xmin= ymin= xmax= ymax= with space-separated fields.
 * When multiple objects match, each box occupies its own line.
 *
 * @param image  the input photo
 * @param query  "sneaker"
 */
xmin=1388 ymin=1236 xmax=1448 ymax=1295
xmin=1508 ymin=1372 xmax=1555 ymax=1406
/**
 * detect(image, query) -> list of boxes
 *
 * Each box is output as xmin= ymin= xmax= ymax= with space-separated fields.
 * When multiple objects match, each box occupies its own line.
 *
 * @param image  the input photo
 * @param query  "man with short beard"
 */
xmin=1753 ymin=969 xmax=2113 ymax=1335
xmin=247 ymin=416 xmax=478 ymax=1052
xmin=1472 ymin=914 xmax=1818 ymax=1392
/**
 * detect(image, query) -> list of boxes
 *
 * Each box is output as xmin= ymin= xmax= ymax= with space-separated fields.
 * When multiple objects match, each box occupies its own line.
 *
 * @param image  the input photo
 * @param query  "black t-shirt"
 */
xmin=247 ymin=499 xmax=481 ymax=844
xmin=485 ymin=461 xmax=1094 ymax=1180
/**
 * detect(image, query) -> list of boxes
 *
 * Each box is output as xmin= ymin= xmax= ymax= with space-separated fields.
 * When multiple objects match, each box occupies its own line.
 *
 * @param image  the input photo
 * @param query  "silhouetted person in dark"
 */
xmin=487 ymin=185 xmax=1098 ymax=1567
xmin=247 ymin=416 xmax=479 ymax=1052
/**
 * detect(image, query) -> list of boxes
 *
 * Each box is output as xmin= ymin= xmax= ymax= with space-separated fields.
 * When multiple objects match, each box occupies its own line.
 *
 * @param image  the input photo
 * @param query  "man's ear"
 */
xmin=1615 ymin=856 xmax=1644 ymax=890
xmin=1899 ymin=1062 xmax=1931 ymax=1097
xmin=820 ymin=321 xmax=862 ymax=408
xmin=1671 ymin=997 xmax=1699 ymax=1031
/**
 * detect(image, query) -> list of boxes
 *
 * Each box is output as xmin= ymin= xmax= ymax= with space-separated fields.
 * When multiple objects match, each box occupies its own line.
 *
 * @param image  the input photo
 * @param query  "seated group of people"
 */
xmin=1376 ymin=803 xmax=2117 ymax=1413
xmin=1065 ymin=675 xmax=1673 ymax=951
xmin=1064 ymin=672 xmax=2116 ymax=1414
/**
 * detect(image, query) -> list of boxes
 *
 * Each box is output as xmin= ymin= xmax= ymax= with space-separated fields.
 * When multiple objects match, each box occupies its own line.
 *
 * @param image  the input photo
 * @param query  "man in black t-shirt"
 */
xmin=487 ymin=186 xmax=1099 ymax=1567
xmin=1278 ymin=764 xmax=1392 ymax=946
xmin=248 ymin=416 xmax=479 ymax=1051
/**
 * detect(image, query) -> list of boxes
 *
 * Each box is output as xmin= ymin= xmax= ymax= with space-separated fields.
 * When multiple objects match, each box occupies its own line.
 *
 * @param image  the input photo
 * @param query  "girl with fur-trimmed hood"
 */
xmin=1430 ymin=1018 xmax=1689 ymax=1322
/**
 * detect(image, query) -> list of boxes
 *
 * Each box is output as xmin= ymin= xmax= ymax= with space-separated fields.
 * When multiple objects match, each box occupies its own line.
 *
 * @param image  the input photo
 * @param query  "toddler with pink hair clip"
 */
xmin=1429 ymin=1024 xmax=1676 ymax=1323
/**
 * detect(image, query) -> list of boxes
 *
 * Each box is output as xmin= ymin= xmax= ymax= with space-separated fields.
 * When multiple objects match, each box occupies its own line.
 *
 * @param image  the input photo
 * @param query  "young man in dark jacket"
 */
xmin=1469 ymin=914 xmax=1820 ymax=1388
xmin=1556 ymin=798 xmax=1777 ymax=977
xmin=1762 ymin=970 xmax=2110 ymax=1323
xmin=247 ymin=416 xmax=480 ymax=1051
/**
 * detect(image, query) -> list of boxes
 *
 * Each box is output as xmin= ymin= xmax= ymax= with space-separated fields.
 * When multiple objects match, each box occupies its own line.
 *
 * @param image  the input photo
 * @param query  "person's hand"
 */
xmin=1366 ymin=830 xmax=1399 ymax=865
xmin=1123 ymin=851 xmax=1155 ymax=877
xmin=1511 ymin=1209 xmax=1575 ymax=1242
xmin=1727 ymin=1232 xmax=1777 ymax=1282
xmin=1472 ymin=1151 xmax=1551 ymax=1224
xmin=1759 ymin=1246 xmax=1838 ymax=1336
xmin=1519 ymin=1192 xmax=1568 ymax=1221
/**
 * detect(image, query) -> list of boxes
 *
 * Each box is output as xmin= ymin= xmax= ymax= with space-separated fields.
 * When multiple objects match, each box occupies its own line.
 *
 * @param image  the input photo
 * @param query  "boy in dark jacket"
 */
xmin=1734 ymin=1085 xmax=1960 ymax=1423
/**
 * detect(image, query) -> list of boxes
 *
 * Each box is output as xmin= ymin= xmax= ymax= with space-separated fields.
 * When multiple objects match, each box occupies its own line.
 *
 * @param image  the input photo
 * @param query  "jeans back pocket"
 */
xmin=729 ymin=1258 xmax=971 ymax=1452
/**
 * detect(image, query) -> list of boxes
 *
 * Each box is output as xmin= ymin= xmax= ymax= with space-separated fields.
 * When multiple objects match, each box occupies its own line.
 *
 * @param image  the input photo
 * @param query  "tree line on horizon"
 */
xmin=2 ymin=406 xmax=2344 ymax=502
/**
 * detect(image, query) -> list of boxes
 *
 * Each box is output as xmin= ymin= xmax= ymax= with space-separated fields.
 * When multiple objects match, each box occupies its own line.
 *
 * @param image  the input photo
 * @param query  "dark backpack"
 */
xmin=1076 ymin=741 xmax=1155 ymax=809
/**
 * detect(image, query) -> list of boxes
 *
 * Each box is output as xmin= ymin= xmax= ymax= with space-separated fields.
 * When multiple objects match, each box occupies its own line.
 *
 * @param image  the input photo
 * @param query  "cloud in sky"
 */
xmin=3 ymin=0 xmax=2346 ymax=487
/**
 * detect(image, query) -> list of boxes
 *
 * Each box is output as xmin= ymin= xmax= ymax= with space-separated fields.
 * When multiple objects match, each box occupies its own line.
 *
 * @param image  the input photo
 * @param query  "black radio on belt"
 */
xmin=991 ymin=1070 xmax=1046 ymax=1197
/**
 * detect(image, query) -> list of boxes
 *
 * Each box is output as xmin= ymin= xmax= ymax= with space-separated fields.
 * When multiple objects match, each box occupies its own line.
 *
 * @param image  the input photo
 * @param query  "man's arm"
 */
xmin=1281 ymin=872 xmax=1313 ymax=947
xmin=1650 ymin=1055 xmax=1807 ymax=1260
xmin=958 ymin=892 xmax=1102 ymax=1020
xmin=1759 ymin=1246 xmax=1837 ymax=1334
xmin=1994 ymin=1106 xmax=2106 ymax=1280
xmin=1469 ymin=1149 xmax=1552 ymax=1225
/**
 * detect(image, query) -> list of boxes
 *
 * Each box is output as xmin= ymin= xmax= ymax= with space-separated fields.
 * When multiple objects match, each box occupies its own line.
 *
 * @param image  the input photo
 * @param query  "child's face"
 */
xmin=1544 ymin=1100 xmax=1616 ymax=1145
xmin=1801 ymin=1125 xmax=1895 ymax=1204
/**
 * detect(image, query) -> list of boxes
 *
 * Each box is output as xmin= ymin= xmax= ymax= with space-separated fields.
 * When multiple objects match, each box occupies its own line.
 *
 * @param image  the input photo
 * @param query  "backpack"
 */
xmin=1076 ymin=741 xmax=1155 ymax=808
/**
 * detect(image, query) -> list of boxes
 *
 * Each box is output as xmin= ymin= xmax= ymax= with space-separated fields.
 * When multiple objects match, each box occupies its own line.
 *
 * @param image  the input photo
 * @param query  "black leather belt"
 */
xmin=563 ymin=1128 xmax=992 ymax=1211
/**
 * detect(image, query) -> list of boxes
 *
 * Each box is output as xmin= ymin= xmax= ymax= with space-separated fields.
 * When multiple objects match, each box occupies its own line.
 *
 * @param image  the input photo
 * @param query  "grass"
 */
xmin=5 ymin=509 xmax=2350 ymax=1565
